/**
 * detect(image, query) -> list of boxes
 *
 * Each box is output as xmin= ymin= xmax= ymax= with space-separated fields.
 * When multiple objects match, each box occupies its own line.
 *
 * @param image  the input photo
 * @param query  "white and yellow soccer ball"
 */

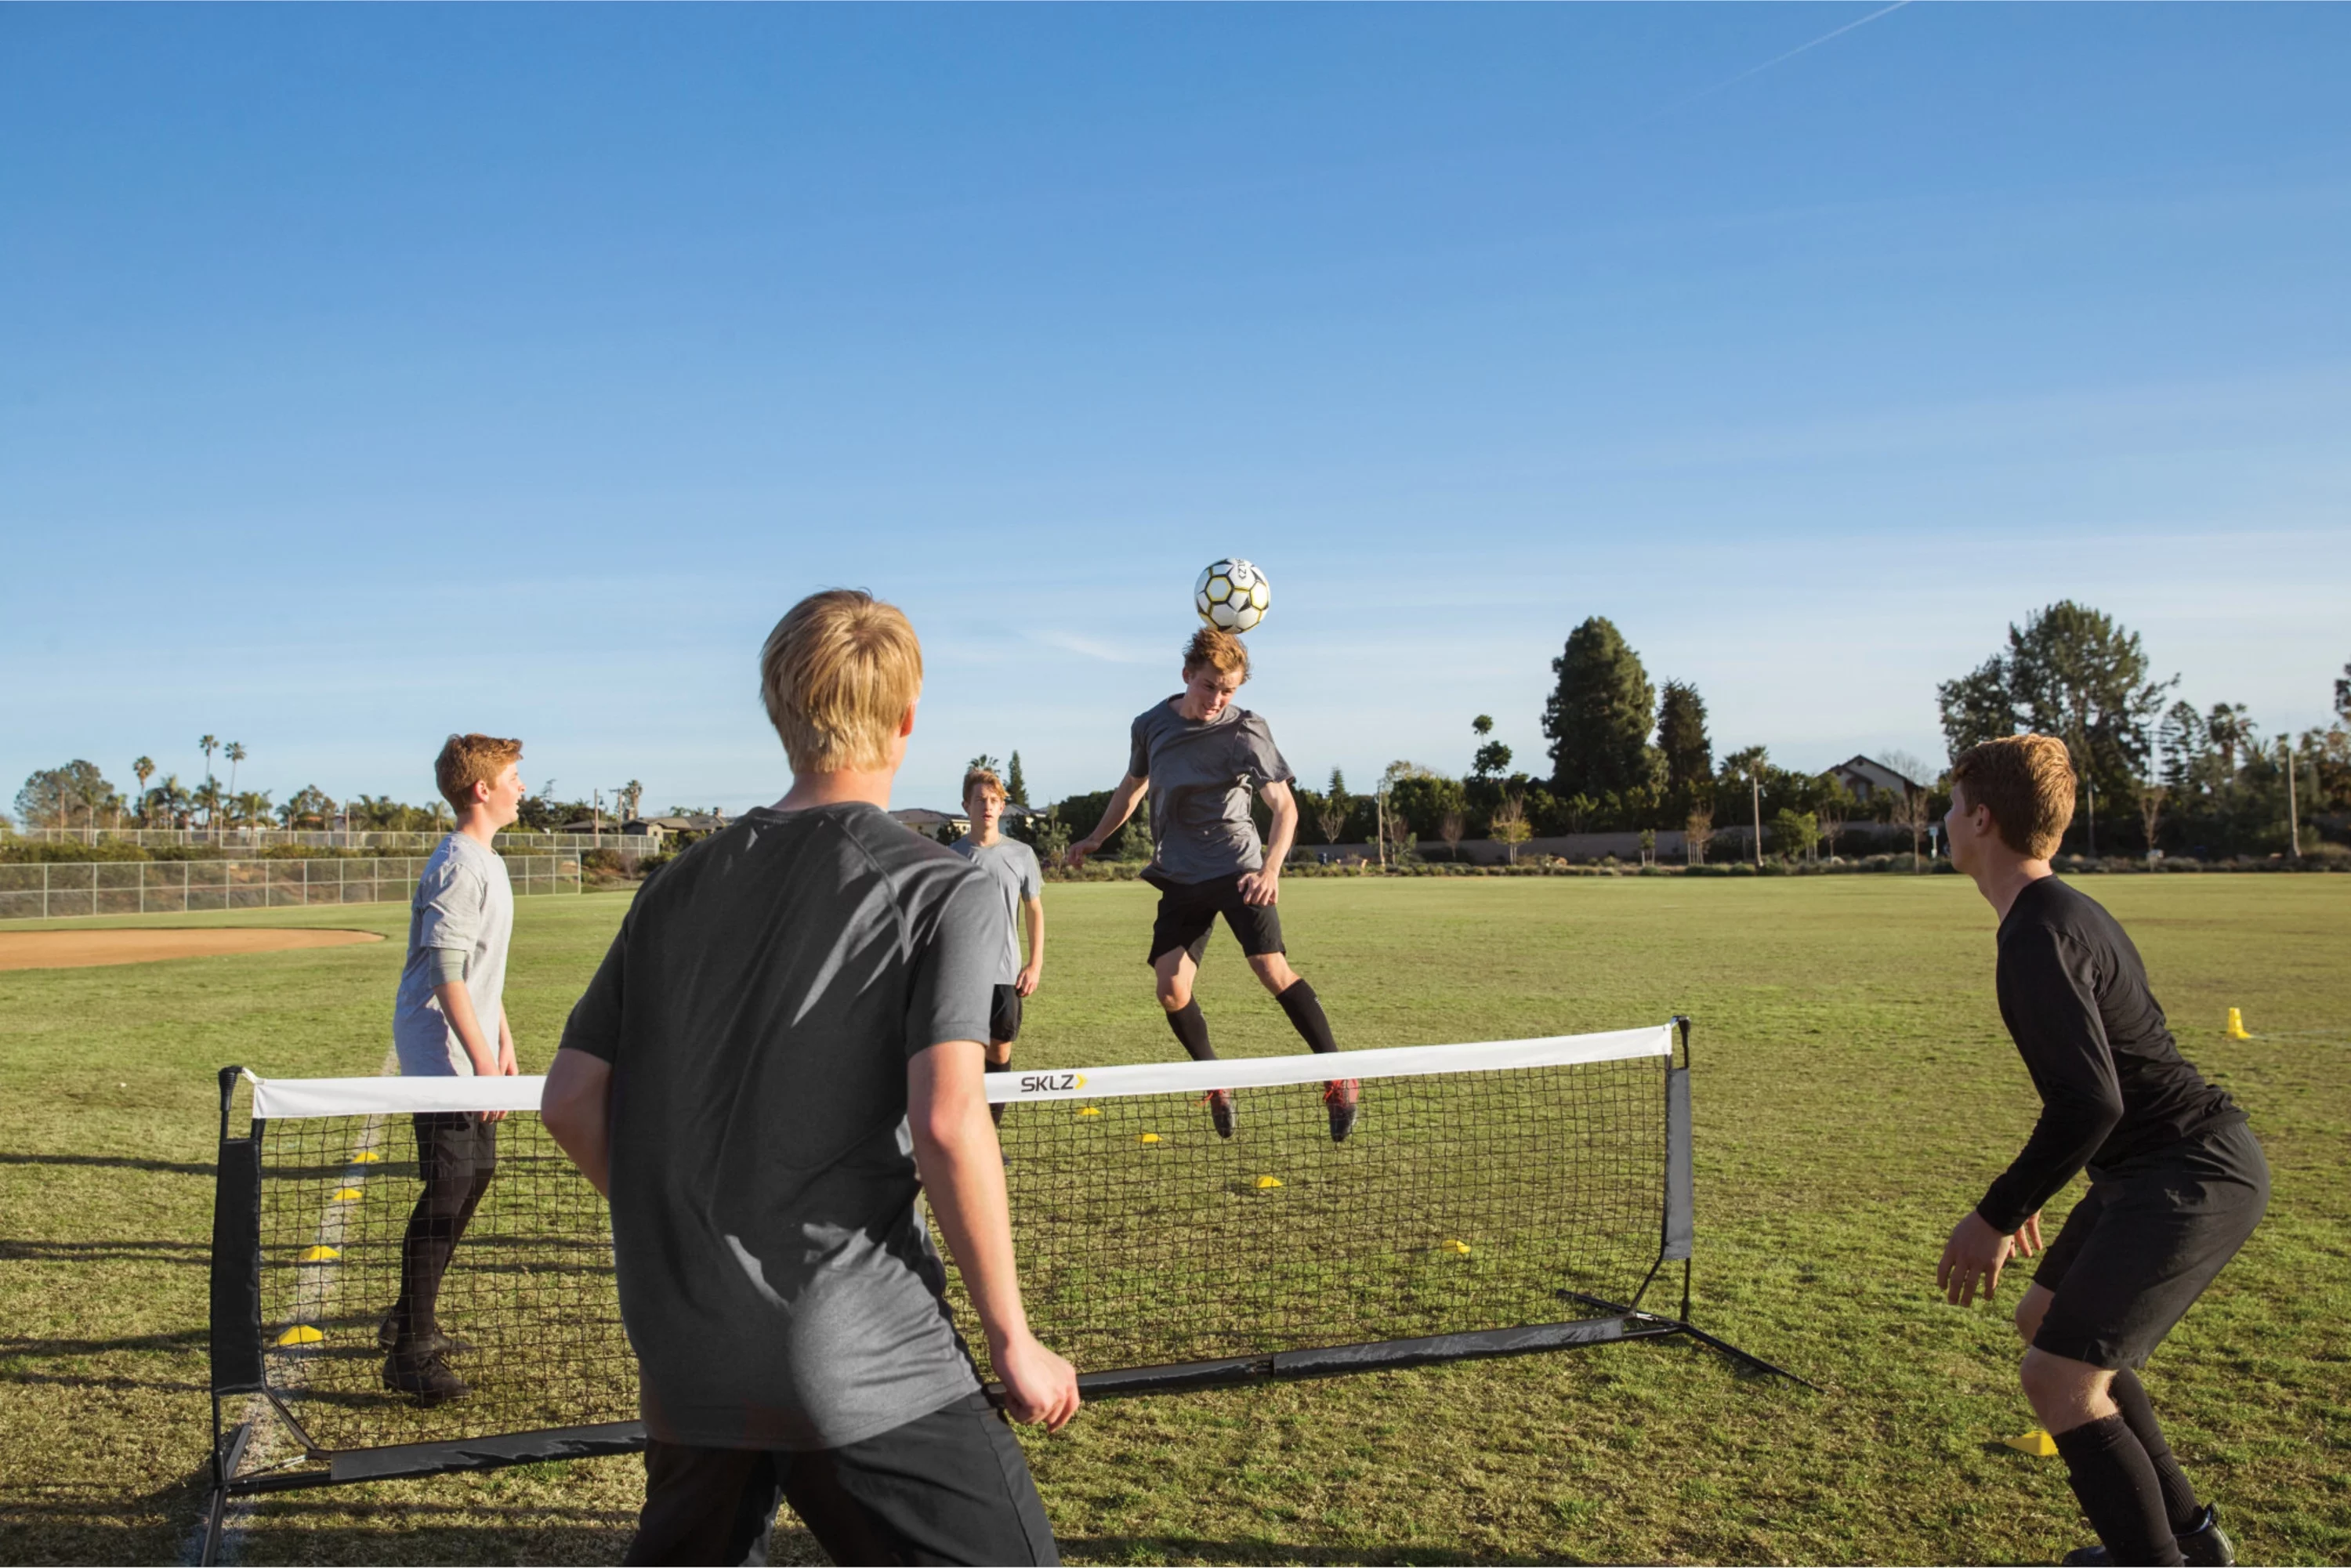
xmin=1194 ymin=558 xmax=1271 ymax=632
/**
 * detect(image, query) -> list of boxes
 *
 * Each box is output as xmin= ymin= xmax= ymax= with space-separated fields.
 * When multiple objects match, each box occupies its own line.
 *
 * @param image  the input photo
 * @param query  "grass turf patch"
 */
xmin=1 ymin=878 xmax=2346 ymax=1563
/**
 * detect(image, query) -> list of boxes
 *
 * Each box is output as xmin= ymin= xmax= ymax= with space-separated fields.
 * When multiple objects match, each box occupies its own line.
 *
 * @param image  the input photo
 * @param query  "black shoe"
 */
xmin=382 ymin=1349 xmax=469 ymax=1404
xmin=2061 ymin=1505 xmax=2234 ymax=1568
xmin=1204 ymin=1088 xmax=1237 ymax=1139
xmin=1324 ymin=1080 xmax=1360 ymax=1143
xmin=378 ymin=1312 xmax=475 ymax=1357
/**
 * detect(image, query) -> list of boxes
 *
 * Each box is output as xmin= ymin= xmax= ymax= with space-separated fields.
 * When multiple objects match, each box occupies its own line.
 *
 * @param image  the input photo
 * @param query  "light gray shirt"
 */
xmin=560 ymin=802 xmax=995 ymax=1450
xmin=1128 ymin=698 xmax=1295 ymax=884
xmin=392 ymin=833 xmax=514 ymax=1077
xmin=950 ymin=835 xmax=1041 ymax=985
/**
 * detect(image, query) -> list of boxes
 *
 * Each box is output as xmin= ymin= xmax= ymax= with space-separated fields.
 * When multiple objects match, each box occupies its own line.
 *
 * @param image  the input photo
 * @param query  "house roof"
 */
xmin=1831 ymin=755 xmax=1922 ymax=794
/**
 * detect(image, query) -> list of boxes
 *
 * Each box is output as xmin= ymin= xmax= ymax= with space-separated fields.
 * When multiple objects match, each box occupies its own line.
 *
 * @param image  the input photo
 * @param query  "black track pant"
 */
xmin=390 ymin=1111 xmax=497 ymax=1345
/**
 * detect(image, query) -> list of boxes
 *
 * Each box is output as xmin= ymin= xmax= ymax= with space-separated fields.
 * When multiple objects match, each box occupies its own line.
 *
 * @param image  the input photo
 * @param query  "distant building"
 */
xmin=1828 ymin=755 xmax=1923 ymax=805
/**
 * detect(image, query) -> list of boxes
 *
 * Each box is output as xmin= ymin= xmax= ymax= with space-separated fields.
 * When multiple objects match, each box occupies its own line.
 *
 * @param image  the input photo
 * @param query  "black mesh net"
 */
xmin=241 ymin=1048 xmax=1668 ymax=1458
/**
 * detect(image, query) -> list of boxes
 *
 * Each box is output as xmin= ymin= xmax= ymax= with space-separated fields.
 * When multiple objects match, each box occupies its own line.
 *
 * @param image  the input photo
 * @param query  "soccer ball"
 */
xmin=1195 ymin=559 xmax=1271 ymax=632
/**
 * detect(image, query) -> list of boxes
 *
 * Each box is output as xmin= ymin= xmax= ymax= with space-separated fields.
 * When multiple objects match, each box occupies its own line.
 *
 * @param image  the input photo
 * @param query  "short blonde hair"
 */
xmin=760 ymin=590 xmax=923 ymax=773
xmin=962 ymin=768 xmax=1005 ymax=803
xmin=1183 ymin=627 xmax=1250 ymax=683
xmin=435 ymin=733 xmax=523 ymax=810
xmin=1950 ymin=733 xmax=2074 ymax=860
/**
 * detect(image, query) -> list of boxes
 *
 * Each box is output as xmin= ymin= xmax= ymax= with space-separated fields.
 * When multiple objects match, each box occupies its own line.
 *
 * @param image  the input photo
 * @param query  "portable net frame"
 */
xmin=202 ymin=1016 xmax=1792 ymax=1559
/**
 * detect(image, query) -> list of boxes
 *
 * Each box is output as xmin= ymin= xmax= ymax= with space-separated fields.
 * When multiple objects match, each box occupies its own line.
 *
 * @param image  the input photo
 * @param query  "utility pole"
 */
xmin=2284 ymin=738 xmax=2301 ymax=858
xmin=1751 ymin=770 xmax=1762 ymax=869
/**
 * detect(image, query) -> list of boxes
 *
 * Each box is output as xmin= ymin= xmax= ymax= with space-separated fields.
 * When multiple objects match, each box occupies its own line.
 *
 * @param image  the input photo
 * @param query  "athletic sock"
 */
xmin=2054 ymin=1414 xmax=2185 ymax=1567
xmin=2111 ymin=1368 xmax=2204 ymax=1532
xmin=1165 ymin=1000 xmax=1217 ymax=1062
xmin=1274 ymin=979 xmax=1339 ymax=1056
xmin=986 ymin=1053 xmax=1011 ymax=1125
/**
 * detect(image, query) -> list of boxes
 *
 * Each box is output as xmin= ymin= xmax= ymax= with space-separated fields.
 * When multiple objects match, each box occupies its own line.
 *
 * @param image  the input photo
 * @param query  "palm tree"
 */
xmin=132 ymin=757 xmax=155 ymax=825
xmin=197 ymin=735 xmax=219 ymax=830
xmin=224 ymin=743 xmax=246 ymax=807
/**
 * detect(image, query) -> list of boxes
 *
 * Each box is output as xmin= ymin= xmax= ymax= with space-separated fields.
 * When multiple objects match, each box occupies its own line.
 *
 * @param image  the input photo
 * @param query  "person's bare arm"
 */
xmin=1067 ymin=775 xmax=1148 ymax=867
xmin=1237 ymin=780 xmax=1299 ymax=907
xmin=1016 ymin=896 xmax=1044 ymax=997
xmin=433 ymin=980 xmax=507 ymax=1118
xmin=909 ymin=1041 xmax=1080 ymax=1431
xmin=497 ymin=1005 xmax=518 ymax=1076
xmin=542 ymin=1048 xmax=613 ymax=1198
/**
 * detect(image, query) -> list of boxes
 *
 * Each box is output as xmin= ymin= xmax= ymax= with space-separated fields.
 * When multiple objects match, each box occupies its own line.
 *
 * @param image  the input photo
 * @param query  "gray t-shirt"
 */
xmin=1127 ymin=698 xmax=1295 ymax=884
xmin=392 ymin=834 xmax=514 ymax=1077
xmin=949 ymin=835 xmax=1041 ymax=986
xmin=559 ymin=802 xmax=997 ymax=1450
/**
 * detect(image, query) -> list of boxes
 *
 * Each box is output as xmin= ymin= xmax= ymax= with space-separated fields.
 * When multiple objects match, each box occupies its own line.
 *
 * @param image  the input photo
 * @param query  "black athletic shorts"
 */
xmin=2031 ymin=1119 xmax=2268 ymax=1371
xmin=1143 ymin=870 xmax=1285 ymax=968
xmin=412 ymin=1110 xmax=498 ymax=1186
xmin=622 ymin=1392 xmax=1058 ymax=1567
xmin=988 ymin=983 xmax=1023 ymax=1047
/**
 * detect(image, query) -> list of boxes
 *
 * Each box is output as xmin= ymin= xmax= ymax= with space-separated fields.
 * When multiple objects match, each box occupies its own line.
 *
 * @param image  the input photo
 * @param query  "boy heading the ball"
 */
xmin=1936 ymin=734 xmax=2266 ymax=1568
xmin=951 ymin=766 xmax=1045 ymax=1127
xmin=1067 ymin=626 xmax=1358 ymax=1142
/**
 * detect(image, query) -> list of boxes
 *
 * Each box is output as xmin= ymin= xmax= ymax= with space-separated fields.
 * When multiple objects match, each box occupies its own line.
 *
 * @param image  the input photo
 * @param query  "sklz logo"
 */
xmin=1018 ymin=1072 xmax=1086 ymax=1094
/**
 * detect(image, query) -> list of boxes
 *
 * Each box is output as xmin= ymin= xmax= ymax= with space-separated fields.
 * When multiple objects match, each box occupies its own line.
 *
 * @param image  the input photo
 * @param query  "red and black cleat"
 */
xmin=1324 ymin=1079 xmax=1360 ymax=1143
xmin=1202 ymin=1088 xmax=1237 ymax=1139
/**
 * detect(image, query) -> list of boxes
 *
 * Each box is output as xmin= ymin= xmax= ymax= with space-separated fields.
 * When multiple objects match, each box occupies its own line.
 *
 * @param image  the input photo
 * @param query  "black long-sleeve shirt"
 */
xmin=1978 ymin=876 xmax=2244 ymax=1233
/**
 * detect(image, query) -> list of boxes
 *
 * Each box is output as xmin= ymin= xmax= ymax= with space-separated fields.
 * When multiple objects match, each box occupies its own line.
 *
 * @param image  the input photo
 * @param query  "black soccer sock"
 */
xmin=2054 ymin=1414 xmax=2185 ymax=1567
xmin=1164 ymin=999 xmax=1217 ymax=1062
xmin=986 ymin=1052 xmax=1011 ymax=1125
xmin=2111 ymin=1368 xmax=2204 ymax=1532
xmin=1275 ymin=979 xmax=1339 ymax=1056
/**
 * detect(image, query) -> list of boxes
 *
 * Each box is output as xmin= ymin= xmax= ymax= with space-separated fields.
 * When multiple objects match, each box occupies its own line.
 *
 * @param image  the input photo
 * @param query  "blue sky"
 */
xmin=5 ymin=5 xmax=2346 ymax=817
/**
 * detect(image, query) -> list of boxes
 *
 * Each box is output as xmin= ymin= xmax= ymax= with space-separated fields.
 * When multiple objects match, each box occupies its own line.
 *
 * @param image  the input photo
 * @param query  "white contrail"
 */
xmin=1631 ymin=0 xmax=1916 ymax=129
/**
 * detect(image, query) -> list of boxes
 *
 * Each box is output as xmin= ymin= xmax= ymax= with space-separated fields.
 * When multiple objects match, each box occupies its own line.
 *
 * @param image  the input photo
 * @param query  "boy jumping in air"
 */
xmin=1068 ymin=626 xmax=1357 ymax=1143
xmin=1936 ymin=734 xmax=2266 ymax=1568
xmin=951 ymin=766 xmax=1044 ymax=1128
xmin=383 ymin=732 xmax=527 ymax=1402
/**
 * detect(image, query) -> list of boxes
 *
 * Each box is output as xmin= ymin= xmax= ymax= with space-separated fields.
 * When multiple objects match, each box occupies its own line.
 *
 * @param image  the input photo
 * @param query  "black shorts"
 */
xmin=1144 ymin=871 xmax=1285 ymax=968
xmin=411 ymin=1110 xmax=498 ymax=1186
xmin=989 ymin=983 xmax=1023 ymax=1046
xmin=2031 ymin=1120 xmax=2268 ymax=1371
xmin=623 ymin=1392 xmax=1058 ymax=1567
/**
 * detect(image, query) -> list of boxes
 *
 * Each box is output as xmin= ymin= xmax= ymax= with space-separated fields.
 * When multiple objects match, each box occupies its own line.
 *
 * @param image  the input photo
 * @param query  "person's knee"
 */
xmin=986 ymin=1041 xmax=1012 ymax=1068
xmin=2020 ymin=1348 xmax=2110 ymax=1427
xmin=1156 ymin=972 xmax=1192 ymax=1011
xmin=1248 ymin=953 xmax=1297 ymax=992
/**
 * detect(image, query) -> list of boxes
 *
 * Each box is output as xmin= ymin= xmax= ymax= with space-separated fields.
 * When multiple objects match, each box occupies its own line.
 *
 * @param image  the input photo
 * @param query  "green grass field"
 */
xmin=3 ymin=876 xmax=2347 ymax=1565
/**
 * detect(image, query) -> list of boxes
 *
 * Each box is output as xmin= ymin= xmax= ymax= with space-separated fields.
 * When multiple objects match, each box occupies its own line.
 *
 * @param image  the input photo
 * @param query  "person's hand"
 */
xmin=1938 ymin=1211 xmax=2021 ymax=1306
xmin=2012 ymin=1211 xmax=2044 ymax=1258
xmin=481 ymin=1037 xmax=517 ymax=1122
xmin=1237 ymin=868 xmax=1280 ymax=907
xmin=993 ymin=1331 xmax=1081 ymax=1432
xmin=1015 ymin=962 xmax=1041 ymax=998
xmin=1064 ymin=837 xmax=1097 ymax=870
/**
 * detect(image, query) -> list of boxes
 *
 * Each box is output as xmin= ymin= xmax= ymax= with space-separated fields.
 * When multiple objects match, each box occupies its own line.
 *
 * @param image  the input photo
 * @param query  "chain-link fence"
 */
xmin=12 ymin=827 xmax=650 ymax=853
xmin=0 ymin=856 xmax=580 ymax=921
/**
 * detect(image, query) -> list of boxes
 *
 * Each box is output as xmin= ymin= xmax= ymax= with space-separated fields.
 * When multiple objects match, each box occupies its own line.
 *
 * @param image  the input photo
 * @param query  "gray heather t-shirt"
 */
xmin=559 ymin=802 xmax=996 ymax=1450
xmin=949 ymin=835 xmax=1042 ymax=985
xmin=391 ymin=834 xmax=514 ymax=1077
xmin=1128 ymin=698 xmax=1295 ymax=884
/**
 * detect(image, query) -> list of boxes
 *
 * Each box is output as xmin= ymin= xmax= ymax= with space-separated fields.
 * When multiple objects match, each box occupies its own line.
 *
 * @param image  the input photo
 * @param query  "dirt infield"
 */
xmin=0 ymin=927 xmax=386 ymax=972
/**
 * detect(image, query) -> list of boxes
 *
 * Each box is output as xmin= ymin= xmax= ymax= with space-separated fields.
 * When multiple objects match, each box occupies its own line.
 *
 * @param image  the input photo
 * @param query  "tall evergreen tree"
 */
xmin=1541 ymin=617 xmax=1657 ymax=798
xmin=1934 ymin=601 xmax=2175 ymax=798
xmin=1005 ymin=751 xmax=1029 ymax=806
xmin=1656 ymin=681 xmax=1712 ymax=792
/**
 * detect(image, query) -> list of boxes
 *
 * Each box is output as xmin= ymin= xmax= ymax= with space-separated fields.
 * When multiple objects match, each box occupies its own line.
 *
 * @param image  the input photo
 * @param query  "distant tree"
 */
xmin=967 ymin=753 xmax=1003 ymax=780
xmin=1936 ymin=658 xmax=2016 ymax=759
xmin=18 ymin=762 xmax=114 ymax=832
xmin=233 ymin=790 xmax=273 ymax=828
xmin=1889 ymin=778 xmax=1932 ymax=867
xmin=1772 ymin=807 xmax=1820 ymax=864
xmin=2337 ymin=661 xmax=2351 ymax=724
xmin=1439 ymin=810 xmax=1465 ymax=861
xmin=132 ymin=756 xmax=155 ymax=822
xmin=1684 ymin=803 xmax=1714 ymax=866
xmin=2139 ymin=783 xmax=2164 ymax=862
xmin=1637 ymin=827 xmax=1657 ymax=867
xmin=1541 ymin=617 xmax=1658 ymax=800
xmin=279 ymin=785 xmax=335 ymax=830
xmin=1656 ymin=681 xmax=1712 ymax=793
xmin=2205 ymin=704 xmax=2255 ymax=773
xmin=1005 ymin=751 xmax=1030 ymax=806
xmin=1027 ymin=805 xmax=1073 ymax=864
xmin=1110 ymin=817 xmax=1153 ymax=860
xmin=621 ymin=780 xmax=644 ymax=820
xmin=1815 ymin=786 xmax=1853 ymax=861
xmin=1489 ymin=792 xmax=1533 ymax=865
xmin=224 ymin=742 xmax=247 ymax=806
xmin=1469 ymin=715 xmax=1512 ymax=781
xmin=197 ymin=736 xmax=219 ymax=827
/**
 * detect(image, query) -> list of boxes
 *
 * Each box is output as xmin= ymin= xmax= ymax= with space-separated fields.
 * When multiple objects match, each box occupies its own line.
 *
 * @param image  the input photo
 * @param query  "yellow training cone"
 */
xmin=297 ymin=1245 xmax=341 ymax=1262
xmin=330 ymin=1188 xmax=364 ymax=1202
xmin=1077 ymin=1106 xmax=1100 ymax=1117
xmin=2225 ymin=1008 xmax=2251 ymax=1040
xmin=1139 ymin=1133 xmax=1161 ymax=1144
xmin=1446 ymin=1239 xmax=1472 ymax=1255
xmin=350 ymin=1149 xmax=382 ymax=1164
xmin=2003 ymin=1430 xmax=2058 ymax=1458
xmin=1255 ymin=1175 xmax=1284 ymax=1190
xmin=275 ymin=1325 xmax=324 ymax=1346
